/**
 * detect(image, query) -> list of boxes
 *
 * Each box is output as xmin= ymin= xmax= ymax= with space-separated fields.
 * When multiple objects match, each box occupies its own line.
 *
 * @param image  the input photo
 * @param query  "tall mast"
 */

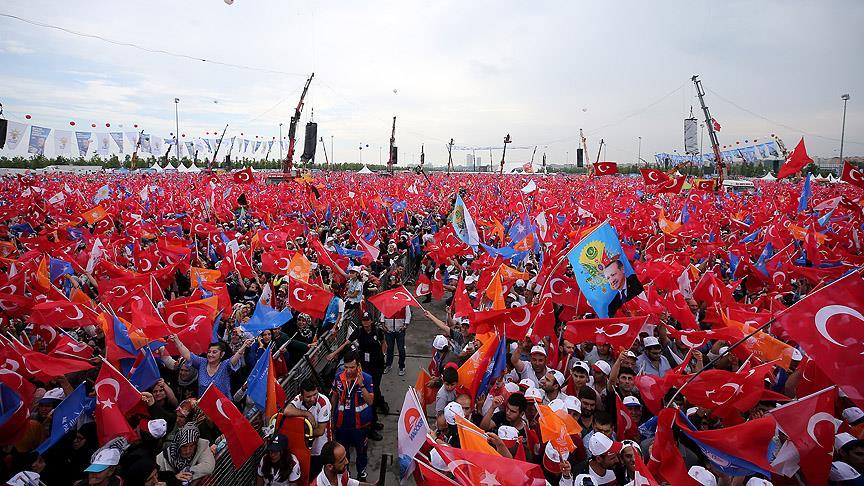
xmin=387 ymin=116 xmax=397 ymax=175
xmin=691 ymin=75 xmax=724 ymax=185
xmin=284 ymin=73 xmax=314 ymax=173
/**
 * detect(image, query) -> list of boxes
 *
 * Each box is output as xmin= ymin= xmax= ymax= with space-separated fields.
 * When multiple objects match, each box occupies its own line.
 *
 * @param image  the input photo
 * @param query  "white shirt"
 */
xmin=315 ymin=470 xmax=360 ymax=486
xmin=257 ymin=454 xmax=301 ymax=486
xmin=290 ymin=393 xmax=332 ymax=455
xmin=516 ymin=361 xmax=550 ymax=387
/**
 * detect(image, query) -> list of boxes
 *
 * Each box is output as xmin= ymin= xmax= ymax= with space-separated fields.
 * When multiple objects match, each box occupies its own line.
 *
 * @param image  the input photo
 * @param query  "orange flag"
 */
xmin=82 ymin=205 xmax=108 ymax=225
xmin=721 ymin=312 xmax=794 ymax=370
xmin=414 ymin=368 xmax=437 ymax=409
xmin=537 ymin=404 xmax=576 ymax=455
xmin=498 ymin=264 xmax=530 ymax=282
xmin=190 ymin=266 xmax=222 ymax=285
xmin=658 ymin=208 xmax=682 ymax=235
xmin=287 ymin=252 xmax=311 ymax=282
xmin=457 ymin=334 xmax=500 ymax=400
xmin=455 ymin=415 xmax=498 ymax=455
xmin=485 ymin=269 xmax=505 ymax=310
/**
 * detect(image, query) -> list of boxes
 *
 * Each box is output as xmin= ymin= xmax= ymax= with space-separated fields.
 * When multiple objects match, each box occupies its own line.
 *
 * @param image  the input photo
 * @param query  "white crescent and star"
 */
xmin=65 ymin=306 xmax=85 ymax=321
xmin=292 ymin=287 xmax=310 ymax=302
xmin=807 ymin=412 xmax=839 ymax=448
xmin=600 ymin=323 xmax=629 ymax=338
xmin=510 ymin=307 xmax=531 ymax=328
xmin=215 ymin=398 xmax=232 ymax=420
xmin=167 ymin=311 xmax=186 ymax=329
xmin=814 ymin=305 xmax=864 ymax=351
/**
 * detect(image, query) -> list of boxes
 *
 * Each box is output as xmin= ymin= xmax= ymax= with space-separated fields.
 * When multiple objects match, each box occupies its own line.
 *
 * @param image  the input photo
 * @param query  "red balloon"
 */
xmin=133 ymin=124 xmax=138 ymax=128
xmin=24 ymin=114 xmax=31 ymax=119
xmin=181 ymin=134 xmax=186 ymax=137
xmin=240 ymin=133 xmax=244 ymax=136
xmin=69 ymin=121 xmax=76 ymax=126
xmin=105 ymin=123 xmax=110 ymax=127
xmin=91 ymin=123 xmax=96 ymax=128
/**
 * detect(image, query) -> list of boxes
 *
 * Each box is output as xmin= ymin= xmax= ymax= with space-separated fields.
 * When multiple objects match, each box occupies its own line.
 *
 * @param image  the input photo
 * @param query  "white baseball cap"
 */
xmin=524 ymin=387 xmax=544 ymax=403
xmin=790 ymin=348 xmax=803 ymax=361
xmin=550 ymin=369 xmax=566 ymax=387
xmin=464 ymin=275 xmax=479 ymax=284
xmin=542 ymin=442 xmax=569 ymax=474
xmin=84 ymin=448 xmax=121 ymax=473
xmin=843 ymin=406 xmax=864 ymax=426
xmin=530 ymin=345 xmax=547 ymax=356
xmin=589 ymin=432 xmax=623 ymax=456
xmin=622 ymin=395 xmax=641 ymax=407
xmin=643 ymin=336 xmax=660 ymax=348
xmin=744 ymin=479 xmax=773 ymax=486
xmin=830 ymin=461 xmax=861 ymax=481
xmin=432 ymin=335 xmax=449 ymax=350
xmin=548 ymin=398 xmax=566 ymax=413
xmin=515 ymin=279 xmax=526 ymax=288
xmin=835 ymin=432 xmax=863 ymax=451
xmin=140 ymin=418 xmax=168 ymax=439
xmin=498 ymin=425 xmax=519 ymax=447
xmin=518 ymin=378 xmax=536 ymax=389
xmin=621 ymin=439 xmax=641 ymax=454
xmin=571 ymin=360 xmax=590 ymax=374
xmin=688 ymin=465 xmax=717 ymax=486
xmin=564 ymin=395 xmax=582 ymax=414
xmin=443 ymin=401 xmax=464 ymax=425
xmin=592 ymin=360 xmax=612 ymax=376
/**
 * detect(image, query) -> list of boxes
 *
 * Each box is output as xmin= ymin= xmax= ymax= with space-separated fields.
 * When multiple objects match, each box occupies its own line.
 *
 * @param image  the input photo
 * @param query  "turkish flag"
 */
xmin=261 ymin=250 xmax=297 ymax=274
xmin=772 ymin=272 xmax=864 ymax=403
xmin=681 ymin=362 xmax=775 ymax=414
xmin=655 ymin=176 xmax=686 ymax=194
xmin=615 ymin=394 xmax=639 ymax=441
xmin=367 ymin=285 xmax=422 ymax=318
xmin=676 ymin=413 xmax=777 ymax=476
xmin=691 ymin=179 xmax=716 ymax=191
xmin=593 ymin=162 xmax=618 ymax=175
xmin=198 ymin=384 xmax=264 ymax=468
xmin=470 ymin=302 xmax=542 ymax=341
xmin=648 ymin=409 xmax=699 ymax=485
xmin=22 ymin=349 xmax=94 ymax=381
xmin=233 ymin=166 xmax=254 ymax=184
xmin=50 ymin=334 xmax=95 ymax=360
xmin=163 ymin=311 xmax=215 ymax=355
xmin=416 ymin=458 xmax=460 ymax=485
xmin=433 ymin=442 xmax=546 ymax=486
xmin=664 ymin=324 xmax=743 ymax=349
xmin=692 ymin=271 xmax=731 ymax=309
xmin=769 ymin=386 xmax=838 ymax=485
xmin=94 ymin=363 xmax=139 ymax=444
xmin=640 ymin=168 xmax=671 ymax=185
xmin=777 ymin=137 xmax=814 ymax=179
xmin=415 ymin=274 xmax=432 ymax=296
xmin=563 ymin=316 xmax=647 ymax=350
xmin=30 ymin=300 xmax=100 ymax=328
xmin=287 ymin=277 xmax=333 ymax=319
xmin=633 ymin=452 xmax=660 ymax=486
xmin=841 ymin=160 xmax=864 ymax=188
xmin=254 ymin=230 xmax=288 ymax=249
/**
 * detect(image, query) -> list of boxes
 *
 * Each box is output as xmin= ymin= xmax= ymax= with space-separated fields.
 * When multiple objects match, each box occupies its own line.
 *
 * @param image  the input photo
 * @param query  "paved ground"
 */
xmin=363 ymin=297 xmax=445 ymax=485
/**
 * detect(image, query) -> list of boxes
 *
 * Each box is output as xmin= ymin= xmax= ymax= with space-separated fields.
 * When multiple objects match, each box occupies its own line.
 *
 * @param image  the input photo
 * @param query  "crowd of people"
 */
xmin=0 ymin=167 xmax=862 ymax=486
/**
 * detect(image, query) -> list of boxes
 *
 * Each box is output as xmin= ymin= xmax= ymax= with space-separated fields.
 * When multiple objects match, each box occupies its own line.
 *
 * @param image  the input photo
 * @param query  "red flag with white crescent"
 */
xmin=367 ymin=285 xmax=422 ymax=318
xmin=593 ymin=162 xmax=618 ymax=175
xmin=198 ymin=384 xmax=264 ymax=468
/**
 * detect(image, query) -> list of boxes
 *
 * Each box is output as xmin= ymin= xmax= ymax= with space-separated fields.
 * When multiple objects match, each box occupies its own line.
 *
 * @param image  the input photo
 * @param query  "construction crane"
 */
xmin=691 ymin=75 xmax=725 ymax=184
xmin=283 ymin=73 xmax=314 ymax=174
xmin=387 ymin=116 xmax=397 ymax=174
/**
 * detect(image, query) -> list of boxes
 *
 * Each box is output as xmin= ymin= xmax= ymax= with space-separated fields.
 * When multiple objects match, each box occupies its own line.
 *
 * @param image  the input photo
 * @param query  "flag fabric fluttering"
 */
xmin=198 ymin=384 xmax=264 ymax=468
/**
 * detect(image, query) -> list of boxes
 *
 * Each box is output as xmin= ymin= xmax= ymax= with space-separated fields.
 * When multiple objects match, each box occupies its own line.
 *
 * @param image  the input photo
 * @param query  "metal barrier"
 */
xmin=207 ymin=313 xmax=354 ymax=485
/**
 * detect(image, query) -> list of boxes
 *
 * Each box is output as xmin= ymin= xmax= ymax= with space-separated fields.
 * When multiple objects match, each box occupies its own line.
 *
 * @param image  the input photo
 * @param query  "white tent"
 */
xmin=357 ymin=165 xmax=373 ymax=174
xmin=177 ymin=162 xmax=201 ymax=173
xmin=760 ymin=172 xmax=777 ymax=181
xmin=150 ymin=161 xmax=165 ymax=172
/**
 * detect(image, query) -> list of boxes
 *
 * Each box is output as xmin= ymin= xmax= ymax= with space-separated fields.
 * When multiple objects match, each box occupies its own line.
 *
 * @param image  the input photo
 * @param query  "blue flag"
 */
xmin=477 ymin=337 xmax=507 ymax=398
xmin=49 ymin=257 xmax=75 ymax=282
xmin=334 ymin=244 xmax=365 ymax=259
xmin=818 ymin=208 xmax=834 ymax=227
xmin=728 ymin=252 xmax=741 ymax=277
xmin=112 ymin=314 xmax=138 ymax=356
xmin=211 ymin=311 xmax=224 ymax=344
xmin=566 ymin=222 xmax=642 ymax=318
xmin=243 ymin=303 xmax=293 ymax=337
xmin=35 ymin=383 xmax=89 ymax=454
xmin=798 ymin=172 xmax=811 ymax=213
xmin=246 ymin=346 xmax=272 ymax=412
xmin=129 ymin=347 xmax=160 ymax=392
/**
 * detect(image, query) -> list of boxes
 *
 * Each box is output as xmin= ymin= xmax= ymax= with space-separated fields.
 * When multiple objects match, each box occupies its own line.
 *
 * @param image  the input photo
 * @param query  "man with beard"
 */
xmin=315 ymin=441 xmax=376 ymax=486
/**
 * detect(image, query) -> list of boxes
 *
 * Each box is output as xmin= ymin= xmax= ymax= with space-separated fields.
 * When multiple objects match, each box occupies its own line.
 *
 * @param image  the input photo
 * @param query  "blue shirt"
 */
xmin=189 ymin=354 xmax=241 ymax=398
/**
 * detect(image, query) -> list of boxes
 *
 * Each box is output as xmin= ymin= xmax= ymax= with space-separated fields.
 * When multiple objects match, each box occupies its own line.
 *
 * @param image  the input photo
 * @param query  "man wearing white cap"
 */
xmin=573 ymin=432 xmax=621 ymax=485
xmin=510 ymin=343 xmax=552 ymax=389
xmin=541 ymin=370 xmax=570 ymax=404
xmin=835 ymin=432 xmax=864 ymax=474
xmin=635 ymin=336 xmax=671 ymax=377
xmin=688 ymin=465 xmax=717 ymax=486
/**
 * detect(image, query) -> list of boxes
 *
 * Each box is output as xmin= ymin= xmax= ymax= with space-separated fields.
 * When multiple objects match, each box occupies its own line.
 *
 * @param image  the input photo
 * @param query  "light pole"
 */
xmin=359 ymin=144 xmax=363 ymax=164
xmin=379 ymin=146 xmax=382 ymax=164
xmin=331 ymin=135 xmax=334 ymax=164
xmin=637 ymin=136 xmax=641 ymax=166
xmin=174 ymin=98 xmax=180 ymax=162
xmin=840 ymin=94 xmax=850 ymax=172
xmin=279 ymin=123 xmax=283 ymax=160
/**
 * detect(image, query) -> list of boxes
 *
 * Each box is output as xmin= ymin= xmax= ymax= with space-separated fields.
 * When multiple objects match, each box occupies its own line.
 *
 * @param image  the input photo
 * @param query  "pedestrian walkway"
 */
xmin=364 ymin=297 xmax=447 ymax=484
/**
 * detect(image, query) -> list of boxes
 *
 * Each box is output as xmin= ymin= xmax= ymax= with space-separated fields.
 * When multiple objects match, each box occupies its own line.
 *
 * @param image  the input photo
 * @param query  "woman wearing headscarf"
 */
xmin=156 ymin=424 xmax=215 ymax=485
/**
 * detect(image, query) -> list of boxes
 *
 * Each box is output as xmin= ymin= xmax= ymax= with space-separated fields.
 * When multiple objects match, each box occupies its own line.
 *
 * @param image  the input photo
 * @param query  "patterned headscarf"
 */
xmin=165 ymin=424 xmax=200 ymax=472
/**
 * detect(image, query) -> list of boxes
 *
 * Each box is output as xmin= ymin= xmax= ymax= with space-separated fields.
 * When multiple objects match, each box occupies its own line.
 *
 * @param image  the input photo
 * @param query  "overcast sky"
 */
xmin=1 ymin=0 xmax=862 ymax=167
